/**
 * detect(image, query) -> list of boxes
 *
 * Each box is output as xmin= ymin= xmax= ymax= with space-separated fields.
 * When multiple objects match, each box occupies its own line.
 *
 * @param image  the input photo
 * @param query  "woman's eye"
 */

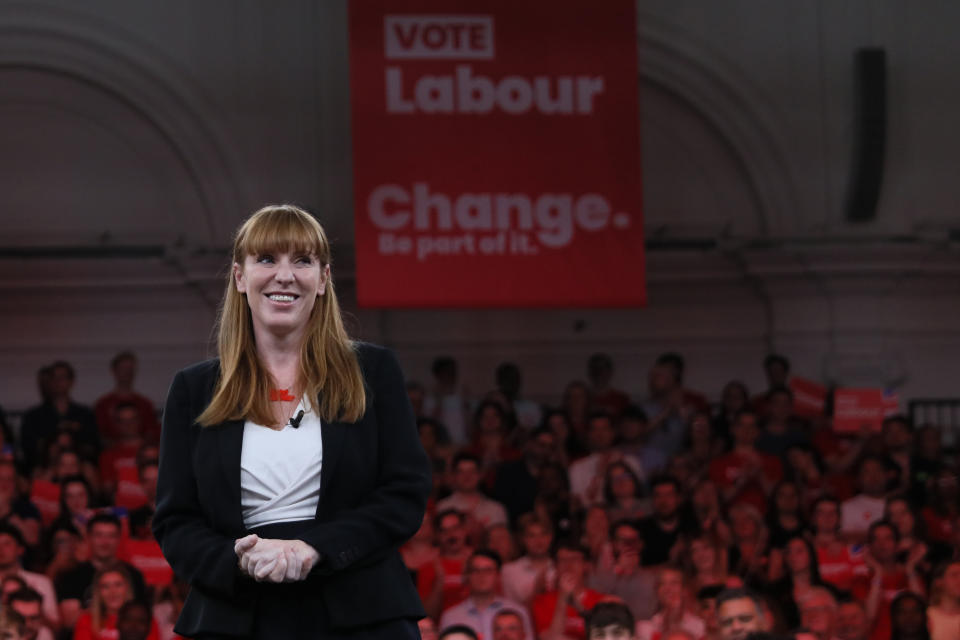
xmin=257 ymin=255 xmax=274 ymax=263
xmin=295 ymin=255 xmax=313 ymax=264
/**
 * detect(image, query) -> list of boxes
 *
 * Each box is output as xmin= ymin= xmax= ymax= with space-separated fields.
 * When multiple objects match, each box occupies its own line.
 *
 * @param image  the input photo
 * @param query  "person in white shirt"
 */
xmin=436 ymin=454 xmax=509 ymax=537
xmin=841 ymin=456 xmax=890 ymax=541
xmin=502 ymin=518 xmax=555 ymax=606
xmin=635 ymin=567 xmax=706 ymax=640
xmin=439 ymin=550 xmax=535 ymax=640
xmin=423 ymin=356 xmax=471 ymax=445
xmin=569 ymin=413 xmax=644 ymax=509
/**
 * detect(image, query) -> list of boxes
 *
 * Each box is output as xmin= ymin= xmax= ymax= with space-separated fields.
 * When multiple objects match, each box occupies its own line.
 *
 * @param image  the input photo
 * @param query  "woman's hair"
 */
xmin=90 ymin=565 xmax=134 ymax=635
xmin=683 ymin=533 xmax=729 ymax=580
xmin=602 ymin=460 xmax=643 ymax=504
xmin=889 ymin=591 xmax=931 ymax=640
xmin=781 ymin=534 xmax=823 ymax=586
xmin=198 ymin=205 xmax=365 ymax=426
xmin=58 ymin=474 xmax=93 ymax=514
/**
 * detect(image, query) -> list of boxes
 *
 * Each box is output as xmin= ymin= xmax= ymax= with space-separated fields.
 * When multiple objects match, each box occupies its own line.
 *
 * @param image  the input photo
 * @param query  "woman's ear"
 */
xmin=317 ymin=264 xmax=331 ymax=296
xmin=233 ymin=262 xmax=246 ymax=293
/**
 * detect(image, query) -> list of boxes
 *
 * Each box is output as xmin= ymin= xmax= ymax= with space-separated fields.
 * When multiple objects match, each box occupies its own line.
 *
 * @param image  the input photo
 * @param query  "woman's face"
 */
xmin=234 ymin=251 xmax=327 ymax=338
xmin=775 ymin=484 xmax=800 ymax=514
xmin=690 ymin=538 xmax=716 ymax=572
xmin=98 ymin=571 xmax=129 ymax=614
xmin=892 ymin=597 xmax=927 ymax=635
xmin=813 ymin=501 xmax=839 ymax=534
xmin=656 ymin=569 xmax=685 ymax=609
xmin=886 ymin=500 xmax=914 ymax=538
xmin=63 ymin=481 xmax=89 ymax=515
xmin=608 ymin=466 xmax=637 ymax=499
xmin=56 ymin=452 xmax=80 ymax=479
xmin=731 ymin=510 xmax=758 ymax=541
xmin=786 ymin=539 xmax=811 ymax=573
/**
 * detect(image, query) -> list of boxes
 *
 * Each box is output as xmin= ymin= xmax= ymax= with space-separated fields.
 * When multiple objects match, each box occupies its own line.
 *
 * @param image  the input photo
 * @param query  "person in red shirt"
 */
xmin=810 ymin=497 xmax=866 ymax=595
xmin=72 ymin=566 xmax=159 ymax=640
xmin=851 ymin=520 xmax=925 ymax=640
xmin=93 ymin=352 xmax=160 ymax=447
xmin=709 ymin=410 xmax=782 ymax=515
xmin=418 ymin=509 xmax=474 ymax=621
xmin=532 ymin=541 xmax=606 ymax=640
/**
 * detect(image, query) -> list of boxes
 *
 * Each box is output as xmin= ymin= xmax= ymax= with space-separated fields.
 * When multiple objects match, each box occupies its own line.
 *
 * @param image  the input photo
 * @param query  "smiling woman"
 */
xmin=152 ymin=204 xmax=431 ymax=639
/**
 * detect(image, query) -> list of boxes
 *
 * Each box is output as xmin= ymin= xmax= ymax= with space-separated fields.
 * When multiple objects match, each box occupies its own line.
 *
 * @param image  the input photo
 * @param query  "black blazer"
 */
xmin=152 ymin=343 xmax=430 ymax=637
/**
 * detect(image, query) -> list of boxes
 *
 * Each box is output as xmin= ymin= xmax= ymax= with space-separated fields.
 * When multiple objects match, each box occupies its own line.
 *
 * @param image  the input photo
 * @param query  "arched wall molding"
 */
xmin=0 ymin=2 xmax=245 ymax=246
xmin=637 ymin=11 xmax=801 ymax=237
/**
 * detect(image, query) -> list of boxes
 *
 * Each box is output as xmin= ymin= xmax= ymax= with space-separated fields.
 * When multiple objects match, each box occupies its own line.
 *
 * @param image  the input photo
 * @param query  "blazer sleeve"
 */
xmin=298 ymin=346 xmax=431 ymax=573
xmin=151 ymin=370 xmax=241 ymax=598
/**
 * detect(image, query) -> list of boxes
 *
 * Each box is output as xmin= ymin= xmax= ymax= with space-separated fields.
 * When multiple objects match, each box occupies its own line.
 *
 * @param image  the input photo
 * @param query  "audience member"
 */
xmin=888 ymin=591 xmax=930 ymax=640
xmin=766 ymin=483 xmax=806 ymax=550
xmin=697 ymin=585 xmax=725 ymax=640
xmin=615 ymin=406 xmax=668 ymax=477
xmin=587 ymin=354 xmax=631 ymax=419
xmin=635 ymin=566 xmax=706 ymax=640
xmin=755 ymin=388 xmax=808 ymax=458
xmin=810 ymin=497 xmax=865 ymax=595
xmin=840 ymin=457 xmax=890 ymax=541
xmin=53 ymin=514 xmax=146 ymax=630
xmin=418 ymin=509 xmax=474 ymax=621
xmin=491 ymin=608 xmax=530 ymax=640
xmin=0 ymin=462 xmax=41 ymax=550
xmin=0 ymin=526 xmax=57 ymax=634
xmin=643 ymin=353 xmax=707 ymax=457
xmin=7 ymin=588 xmax=51 ymax=640
xmin=926 ymin=560 xmax=960 ymax=640
xmin=493 ymin=427 xmax=557 ymax=525
xmin=19 ymin=362 xmax=100 ymax=474
xmin=439 ymin=550 xmax=534 ymax=640
xmin=834 ymin=599 xmax=868 ymax=640
xmin=439 ymin=624 xmax=479 ymax=640
xmin=569 ymin=414 xmax=644 ymax=509
xmin=93 ymin=352 xmax=160 ymax=447
xmin=709 ymin=410 xmax=782 ymax=515
xmin=418 ymin=616 xmax=439 ymax=640
xmin=588 ymin=520 xmax=656 ymax=621
xmin=602 ymin=462 xmax=647 ymax=523
xmin=717 ymin=588 xmax=771 ymax=640
xmin=114 ymin=599 xmax=153 ymax=640
xmin=71 ymin=566 xmax=157 ymax=640
xmin=532 ymin=541 xmax=605 ymax=640
xmin=495 ymin=362 xmax=542 ymax=431
xmin=423 ymin=357 xmax=471 ymax=445
xmin=502 ymin=518 xmax=555 ymax=607
xmin=684 ymin=535 xmax=736 ymax=594
xmin=485 ymin=524 xmax=519 ymax=565
xmin=436 ymin=454 xmax=509 ymax=538
xmin=795 ymin=587 xmax=838 ymax=640
xmin=638 ymin=476 xmax=694 ymax=567
xmin=584 ymin=601 xmax=635 ymax=640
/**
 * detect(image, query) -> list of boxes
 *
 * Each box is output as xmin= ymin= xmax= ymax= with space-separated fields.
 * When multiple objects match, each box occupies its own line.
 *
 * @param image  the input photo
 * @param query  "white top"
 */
xmin=840 ymin=494 xmax=886 ymax=535
xmin=435 ymin=492 xmax=509 ymax=528
xmin=241 ymin=398 xmax=323 ymax=528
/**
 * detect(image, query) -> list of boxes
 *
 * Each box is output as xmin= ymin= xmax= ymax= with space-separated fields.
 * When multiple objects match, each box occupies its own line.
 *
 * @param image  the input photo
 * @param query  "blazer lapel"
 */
xmin=318 ymin=416 xmax=347 ymax=513
xmin=216 ymin=418 xmax=246 ymax=534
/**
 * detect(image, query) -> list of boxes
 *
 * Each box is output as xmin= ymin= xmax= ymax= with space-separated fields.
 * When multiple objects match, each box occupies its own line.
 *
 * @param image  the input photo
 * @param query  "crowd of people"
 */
xmin=0 ymin=349 xmax=957 ymax=640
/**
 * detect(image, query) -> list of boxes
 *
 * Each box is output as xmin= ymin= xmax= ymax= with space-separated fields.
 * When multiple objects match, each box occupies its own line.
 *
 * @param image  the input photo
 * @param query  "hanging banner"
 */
xmin=349 ymin=0 xmax=644 ymax=307
xmin=790 ymin=377 xmax=828 ymax=419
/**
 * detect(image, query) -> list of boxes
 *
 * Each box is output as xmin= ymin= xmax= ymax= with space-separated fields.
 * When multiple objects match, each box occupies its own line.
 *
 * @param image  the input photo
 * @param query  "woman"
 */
xmin=767 ymin=535 xmax=829 ymax=630
xmin=464 ymin=401 xmax=521 ymax=491
xmin=727 ymin=503 xmax=769 ymax=587
xmin=766 ymin=482 xmax=806 ymax=549
xmin=152 ymin=206 xmax=431 ymax=639
xmin=682 ymin=534 xmax=735 ymax=594
xmin=603 ymin=461 xmax=648 ymax=522
xmin=73 ymin=567 xmax=159 ymax=640
xmin=809 ymin=496 xmax=860 ymax=596
xmin=889 ymin=591 xmax=932 ymax=640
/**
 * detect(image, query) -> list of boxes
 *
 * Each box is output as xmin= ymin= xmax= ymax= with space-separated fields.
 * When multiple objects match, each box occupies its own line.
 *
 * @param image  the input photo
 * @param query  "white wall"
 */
xmin=1 ymin=1 xmax=959 ymax=417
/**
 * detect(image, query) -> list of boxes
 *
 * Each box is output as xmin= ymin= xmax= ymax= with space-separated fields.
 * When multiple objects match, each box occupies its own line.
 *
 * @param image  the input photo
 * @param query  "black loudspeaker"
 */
xmin=846 ymin=48 xmax=887 ymax=222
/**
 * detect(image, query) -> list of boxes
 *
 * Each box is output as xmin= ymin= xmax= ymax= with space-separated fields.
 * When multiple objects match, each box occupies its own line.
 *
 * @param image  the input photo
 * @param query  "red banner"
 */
xmin=349 ymin=0 xmax=644 ymax=307
xmin=789 ymin=377 xmax=827 ymax=418
xmin=833 ymin=388 xmax=884 ymax=433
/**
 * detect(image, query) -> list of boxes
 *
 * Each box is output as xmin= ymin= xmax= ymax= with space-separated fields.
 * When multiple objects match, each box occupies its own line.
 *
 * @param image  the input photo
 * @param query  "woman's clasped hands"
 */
xmin=234 ymin=534 xmax=320 ymax=583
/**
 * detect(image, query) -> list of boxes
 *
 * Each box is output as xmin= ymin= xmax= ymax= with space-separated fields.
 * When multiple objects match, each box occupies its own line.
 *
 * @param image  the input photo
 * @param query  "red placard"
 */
xmin=789 ymin=377 xmax=828 ymax=418
xmin=349 ymin=0 xmax=645 ymax=307
xmin=833 ymin=388 xmax=886 ymax=434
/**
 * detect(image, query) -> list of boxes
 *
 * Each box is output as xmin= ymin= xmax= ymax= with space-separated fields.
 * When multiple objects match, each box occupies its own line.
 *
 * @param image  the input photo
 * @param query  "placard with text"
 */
xmin=349 ymin=0 xmax=644 ymax=307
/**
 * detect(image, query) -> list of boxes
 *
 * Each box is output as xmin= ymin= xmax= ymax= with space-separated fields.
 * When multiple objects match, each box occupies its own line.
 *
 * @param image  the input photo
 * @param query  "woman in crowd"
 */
xmin=464 ymin=401 xmax=521 ymax=492
xmin=767 ymin=535 xmax=831 ymax=630
xmin=682 ymin=534 xmax=737 ymax=595
xmin=810 ymin=496 xmax=862 ymax=596
xmin=603 ymin=461 xmax=647 ymax=523
xmin=728 ymin=503 xmax=769 ymax=586
xmin=889 ymin=591 xmax=931 ymax=640
xmin=72 ymin=567 xmax=158 ymax=640
xmin=690 ymin=480 xmax=732 ymax=545
xmin=713 ymin=380 xmax=750 ymax=449
xmin=766 ymin=482 xmax=806 ymax=549
xmin=685 ymin=412 xmax=725 ymax=483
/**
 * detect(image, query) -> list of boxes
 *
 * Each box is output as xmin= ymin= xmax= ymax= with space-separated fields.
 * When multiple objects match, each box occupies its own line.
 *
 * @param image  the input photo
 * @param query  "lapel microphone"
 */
xmin=289 ymin=409 xmax=305 ymax=429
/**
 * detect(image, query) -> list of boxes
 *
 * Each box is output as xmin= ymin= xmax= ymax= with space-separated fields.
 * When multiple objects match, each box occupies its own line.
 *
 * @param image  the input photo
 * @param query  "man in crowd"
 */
xmin=796 ymin=587 xmax=839 ymax=640
xmin=927 ymin=560 xmax=960 ymax=640
xmin=440 ymin=550 xmax=534 ymax=640
xmin=532 ymin=541 xmax=605 ymax=640
xmin=639 ymin=476 xmax=695 ymax=566
xmin=423 ymin=356 xmax=470 ymax=445
xmin=716 ymin=588 xmax=770 ymax=640
xmin=494 ymin=428 xmax=557 ymax=525
xmin=437 ymin=453 xmax=509 ymax=532
xmin=584 ymin=601 xmax=636 ymax=640
xmin=20 ymin=361 xmax=100 ymax=473
xmin=840 ymin=457 xmax=890 ymax=541
xmin=94 ymin=351 xmax=160 ymax=446
xmin=587 ymin=353 xmax=631 ymax=418
xmin=418 ymin=509 xmax=474 ymax=621
xmin=834 ymin=600 xmax=868 ymax=640
xmin=8 ymin=587 xmax=53 ymax=640
xmin=492 ymin=609 xmax=529 ymax=640
xmin=880 ymin=415 xmax=914 ymax=492
xmin=495 ymin=362 xmax=542 ymax=430
xmin=615 ymin=405 xmax=668 ymax=477
xmin=709 ymin=410 xmax=782 ymax=514
xmin=851 ymin=520 xmax=925 ymax=640
xmin=0 ymin=460 xmax=42 ymax=548
xmin=588 ymin=519 xmax=656 ymax=620
xmin=0 ymin=524 xmax=58 ymax=633
xmin=643 ymin=352 xmax=709 ymax=457
xmin=502 ymin=517 xmax=555 ymax=607
xmin=755 ymin=387 xmax=809 ymax=458
xmin=569 ymin=413 xmax=644 ymax=508
xmin=54 ymin=513 xmax=146 ymax=628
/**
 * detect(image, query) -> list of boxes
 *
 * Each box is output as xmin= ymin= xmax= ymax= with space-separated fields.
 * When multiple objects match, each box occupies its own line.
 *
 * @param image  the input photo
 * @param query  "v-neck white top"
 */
xmin=240 ymin=398 xmax=323 ymax=528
